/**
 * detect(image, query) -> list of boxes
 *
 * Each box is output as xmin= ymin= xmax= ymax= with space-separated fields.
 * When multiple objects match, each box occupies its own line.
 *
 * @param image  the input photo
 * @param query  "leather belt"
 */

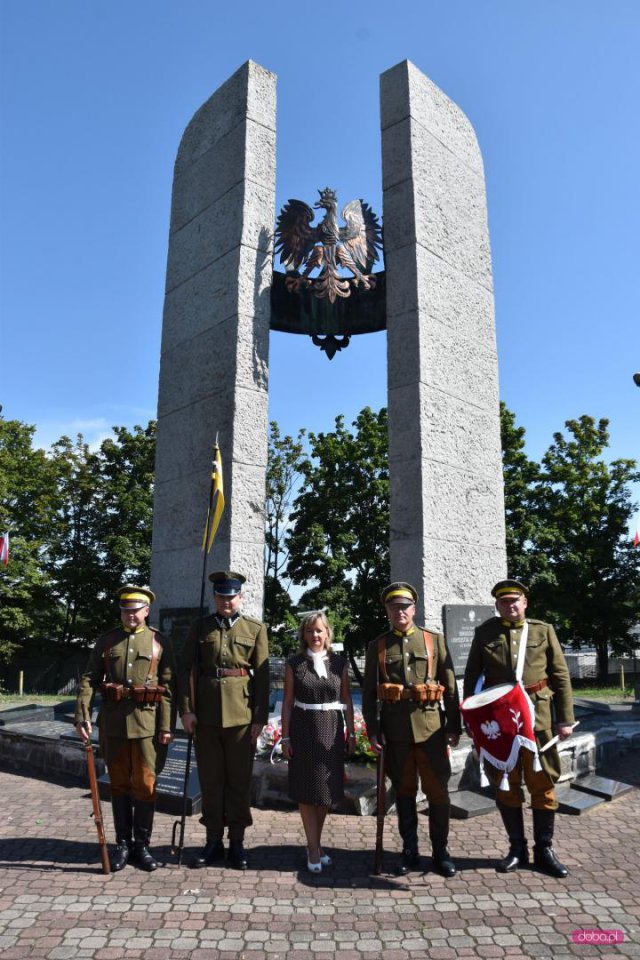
xmin=202 ymin=667 xmax=249 ymax=678
xmin=525 ymin=678 xmax=548 ymax=694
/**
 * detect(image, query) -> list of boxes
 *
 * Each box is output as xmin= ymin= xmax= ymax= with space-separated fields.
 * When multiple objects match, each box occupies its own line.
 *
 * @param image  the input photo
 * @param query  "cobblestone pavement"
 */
xmin=0 ymin=767 xmax=638 ymax=959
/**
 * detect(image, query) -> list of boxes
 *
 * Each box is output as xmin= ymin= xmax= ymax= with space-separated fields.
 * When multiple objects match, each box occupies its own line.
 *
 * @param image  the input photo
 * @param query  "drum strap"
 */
xmin=377 ymin=630 xmax=435 ymax=682
xmin=514 ymin=622 xmax=529 ymax=682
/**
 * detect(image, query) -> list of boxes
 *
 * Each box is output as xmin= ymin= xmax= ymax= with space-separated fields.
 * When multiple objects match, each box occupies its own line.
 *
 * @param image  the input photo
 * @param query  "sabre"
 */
xmin=540 ymin=721 xmax=580 ymax=754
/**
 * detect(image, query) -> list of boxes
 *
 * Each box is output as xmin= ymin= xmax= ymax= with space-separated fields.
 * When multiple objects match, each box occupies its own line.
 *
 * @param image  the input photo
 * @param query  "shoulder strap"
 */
xmin=149 ymin=635 xmax=162 ymax=681
xmin=376 ymin=633 xmax=389 ymax=682
xmin=422 ymin=630 xmax=434 ymax=681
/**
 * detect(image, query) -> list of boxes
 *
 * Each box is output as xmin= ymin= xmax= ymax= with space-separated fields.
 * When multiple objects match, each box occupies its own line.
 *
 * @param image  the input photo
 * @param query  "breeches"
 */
xmin=195 ymin=724 xmax=254 ymax=837
xmin=385 ymin=731 xmax=451 ymax=806
xmin=103 ymin=737 xmax=157 ymax=802
xmin=486 ymin=732 xmax=560 ymax=811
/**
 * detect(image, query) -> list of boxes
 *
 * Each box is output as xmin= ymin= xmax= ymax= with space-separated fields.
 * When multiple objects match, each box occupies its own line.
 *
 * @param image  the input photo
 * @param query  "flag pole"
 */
xmin=172 ymin=440 xmax=222 ymax=864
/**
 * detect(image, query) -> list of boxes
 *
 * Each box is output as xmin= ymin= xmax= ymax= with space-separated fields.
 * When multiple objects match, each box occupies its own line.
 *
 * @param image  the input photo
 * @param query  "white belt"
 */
xmin=294 ymin=700 xmax=343 ymax=712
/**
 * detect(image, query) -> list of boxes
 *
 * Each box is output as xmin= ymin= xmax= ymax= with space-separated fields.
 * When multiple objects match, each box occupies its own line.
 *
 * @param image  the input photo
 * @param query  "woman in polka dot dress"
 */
xmin=281 ymin=612 xmax=355 ymax=872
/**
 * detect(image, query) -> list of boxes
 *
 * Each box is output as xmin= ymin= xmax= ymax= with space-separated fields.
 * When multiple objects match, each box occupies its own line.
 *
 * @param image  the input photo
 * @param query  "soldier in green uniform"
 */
xmin=463 ymin=579 xmax=575 ymax=878
xmin=179 ymin=571 xmax=269 ymax=870
xmin=75 ymin=585 xmax=175 ymax=872
xmin=362 ymin=582 xmax=461 ymax=877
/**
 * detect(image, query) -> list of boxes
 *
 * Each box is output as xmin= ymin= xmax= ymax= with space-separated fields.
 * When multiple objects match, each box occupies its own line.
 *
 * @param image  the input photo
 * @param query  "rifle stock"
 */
xmin=84 ymin=740 xmax=110 ymax=874
xmin=373 ymin=743 xmax=386 ymax=875
xmin=171 ymin=734 xmax=193 ymax=864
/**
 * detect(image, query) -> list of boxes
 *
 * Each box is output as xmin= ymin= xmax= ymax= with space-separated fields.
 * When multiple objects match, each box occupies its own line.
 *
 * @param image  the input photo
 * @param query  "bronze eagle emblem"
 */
xmin=274 ymin=187 xmax=383 ymax=303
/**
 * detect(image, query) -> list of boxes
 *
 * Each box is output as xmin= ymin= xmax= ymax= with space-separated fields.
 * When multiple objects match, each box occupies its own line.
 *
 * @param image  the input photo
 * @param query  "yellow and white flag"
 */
xmin=202 ymin=446 xmax=225 ymax=553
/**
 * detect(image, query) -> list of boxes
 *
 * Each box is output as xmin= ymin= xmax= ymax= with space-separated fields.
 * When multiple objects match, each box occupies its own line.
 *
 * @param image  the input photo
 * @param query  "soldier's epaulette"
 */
xmin=474 ymin=617 xmax=501 ymax=637
xmin=525 ymin=618 xmax=545 ymax=625
xmin=240 ymin=614 xmax=266 ymax=627
xmin=148 ymin=625 xmax=164 ymax=640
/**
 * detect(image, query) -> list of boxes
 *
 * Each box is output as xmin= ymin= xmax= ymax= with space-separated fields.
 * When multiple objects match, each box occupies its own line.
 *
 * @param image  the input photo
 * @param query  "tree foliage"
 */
xmin=500 ymin=406 xmax=640 ymax=678
xmin=286 ymin=407 xmax=390 ymax=669
xmin=0 ymin=419 xmax=60 ymax=661
xmin=0 ymin=419 xmax=156 ymax=662
xmin=532 ymin=416 xmax=640 ymax=677
xmin=263 ymin=422 xmax=305 ymax=645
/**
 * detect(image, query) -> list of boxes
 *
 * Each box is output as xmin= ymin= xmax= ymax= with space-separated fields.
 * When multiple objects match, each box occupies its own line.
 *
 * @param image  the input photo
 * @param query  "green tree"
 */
xmin=531 ymin=416 xmax=640 ymax=679
xmin=500 ymin=402 xmax=545 ymax=584
xmin=96 ymin=422 xmax=156 ymax=600
xmin=286 ymin=407 xmax=390 ymax=677
xmin=264 ymin=422 xmax=305 ymax=644
xmin=0 ymin=418 xmax=59 ymax=661
xmin=47 ymin=435 xmax=104 ymax=645
xmin=46 ymin=423 xmax=157 ymax=647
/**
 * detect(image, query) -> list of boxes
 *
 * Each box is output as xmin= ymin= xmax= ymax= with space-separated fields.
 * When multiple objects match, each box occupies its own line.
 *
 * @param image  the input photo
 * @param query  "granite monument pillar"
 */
xmin=381 ymin=60 xmax=507 ymax=627
xmin=150 ymin=61 xmax=276 ymax=626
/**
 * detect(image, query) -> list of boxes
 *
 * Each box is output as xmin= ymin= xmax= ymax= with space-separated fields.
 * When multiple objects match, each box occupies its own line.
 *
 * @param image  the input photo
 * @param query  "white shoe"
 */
xmin=319 ymin=850 xmax=332 ymax=866
xmin=306 ymin=849 xmax=322 ymax=873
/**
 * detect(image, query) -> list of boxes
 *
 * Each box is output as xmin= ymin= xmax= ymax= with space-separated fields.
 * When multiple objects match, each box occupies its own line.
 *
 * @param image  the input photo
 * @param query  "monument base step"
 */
xmin=556 ymin=785 xmax=605 ymax=815
xmin=570 ymin=774 xmax=634 ymax=801
xmin=450 ymin=790 xmax=495 ymax=819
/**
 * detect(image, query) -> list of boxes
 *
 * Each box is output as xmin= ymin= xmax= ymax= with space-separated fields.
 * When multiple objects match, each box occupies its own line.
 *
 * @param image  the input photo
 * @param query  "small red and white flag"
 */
xmin=0 ymin=532 xmax=8 ymax=566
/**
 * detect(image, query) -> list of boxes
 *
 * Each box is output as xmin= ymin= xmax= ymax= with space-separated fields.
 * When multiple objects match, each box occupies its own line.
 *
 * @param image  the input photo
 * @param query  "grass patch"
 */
xmin=572 ymin=685 xmax=635 ymax=701
xmin=0 ymin=693 xmax=71 ymax=710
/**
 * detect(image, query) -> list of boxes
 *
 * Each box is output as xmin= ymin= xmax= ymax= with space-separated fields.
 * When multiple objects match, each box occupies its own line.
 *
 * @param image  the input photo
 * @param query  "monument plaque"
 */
xmin=443 ymin=604 xmax=495 ymax=676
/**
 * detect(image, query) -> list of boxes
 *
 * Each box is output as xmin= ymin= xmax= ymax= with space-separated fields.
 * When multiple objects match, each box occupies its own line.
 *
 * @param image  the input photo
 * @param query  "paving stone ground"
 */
xmin=0 ymin=757 xmax=638 ymax=960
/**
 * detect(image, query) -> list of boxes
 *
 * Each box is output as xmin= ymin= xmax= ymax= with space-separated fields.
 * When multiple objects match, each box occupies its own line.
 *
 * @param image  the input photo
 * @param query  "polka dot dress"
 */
xmin=287 ymin=651 xmax=346 ymax=806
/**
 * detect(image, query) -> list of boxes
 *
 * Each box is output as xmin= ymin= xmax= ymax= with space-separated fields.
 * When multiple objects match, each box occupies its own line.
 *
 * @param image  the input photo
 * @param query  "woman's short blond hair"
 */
xmin=297 ymin=611 xmax=334 ymax=652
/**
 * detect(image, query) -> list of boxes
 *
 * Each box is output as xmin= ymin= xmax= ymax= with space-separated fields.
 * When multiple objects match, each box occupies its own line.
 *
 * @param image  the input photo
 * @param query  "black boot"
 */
xmin=496 ymin=804 xmax=529 ymax=873
xmin=228 ymin=834 xmax=249 ymax=871
xmin=191 ymin=834 xmax=225 ymax=869
xmin=133 ymin=801 xmax=158 ymax=872
xmin=428 ymin=804 xmax=456 ymax=878
xmin=395 ymin=797 xmax=420 ymax=876
xmin=532 ymin=809 xmax=568 ymax=878
xmin=110 ymin=795 xmax=133 ymax=872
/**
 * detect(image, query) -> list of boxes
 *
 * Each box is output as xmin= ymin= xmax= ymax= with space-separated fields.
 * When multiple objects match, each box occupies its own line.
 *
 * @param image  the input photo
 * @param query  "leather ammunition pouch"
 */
xmin=412 ymin=682 xmax=445 ymax=703
xmin=377 ymin=682 xmax=445 ymax=703
xmin=101 ymin=682 xmax=166 ymax=704
xmin=377 ymin=682 xmax=404 ymax=702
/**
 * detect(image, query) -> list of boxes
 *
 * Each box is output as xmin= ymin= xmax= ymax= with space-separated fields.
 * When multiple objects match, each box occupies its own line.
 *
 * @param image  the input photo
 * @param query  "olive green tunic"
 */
xmin=362 ymin=626 xmax=461 ymax=743
xmin=362 ymin=626 xmax=461 ymax=802
xmin=74 ymin=625 xmax=175 ymax=783
xmin=178 ymin=612 xmax=269 ymax=836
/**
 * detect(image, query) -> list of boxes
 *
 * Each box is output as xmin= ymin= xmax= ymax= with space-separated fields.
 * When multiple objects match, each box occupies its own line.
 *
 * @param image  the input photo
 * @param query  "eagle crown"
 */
xmin=314 ymin=187 xmax=338 ymax=210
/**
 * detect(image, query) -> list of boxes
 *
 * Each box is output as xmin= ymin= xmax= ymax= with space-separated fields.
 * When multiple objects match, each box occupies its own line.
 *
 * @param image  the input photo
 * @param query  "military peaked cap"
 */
xmin=491 ymin=579 xmax=529 ymax=599
xmin=380 ymin=581 xmax=418 ymax=605
xmin=209 ymin=571 xmax=246 ymax=595
xmin=117 ymin=584 xmax=155 ymax=607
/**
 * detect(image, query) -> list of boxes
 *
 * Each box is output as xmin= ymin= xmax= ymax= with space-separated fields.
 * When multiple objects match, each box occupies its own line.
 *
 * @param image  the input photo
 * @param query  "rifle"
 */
xmin=373 ymin=741 xmax=386 ymax=875
xmin=172 ymin=442 xmax=222 ymax=864
xmin=171 ymin=734 xmax=193 ymax=864
xmin=84 ymin=738 xmax=111 ymax=874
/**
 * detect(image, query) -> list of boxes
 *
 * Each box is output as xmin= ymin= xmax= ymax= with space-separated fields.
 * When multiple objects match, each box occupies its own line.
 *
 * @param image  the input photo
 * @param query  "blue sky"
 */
xmin=1 ymin=2 xmax=638 ymax=527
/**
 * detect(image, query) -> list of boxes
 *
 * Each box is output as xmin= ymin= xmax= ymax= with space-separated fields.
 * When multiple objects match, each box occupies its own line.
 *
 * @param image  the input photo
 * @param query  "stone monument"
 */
xmin=381 ymin=61 xmax=506 ymax=626
xmin=150 ymin=59 xmax=506 ymax=638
